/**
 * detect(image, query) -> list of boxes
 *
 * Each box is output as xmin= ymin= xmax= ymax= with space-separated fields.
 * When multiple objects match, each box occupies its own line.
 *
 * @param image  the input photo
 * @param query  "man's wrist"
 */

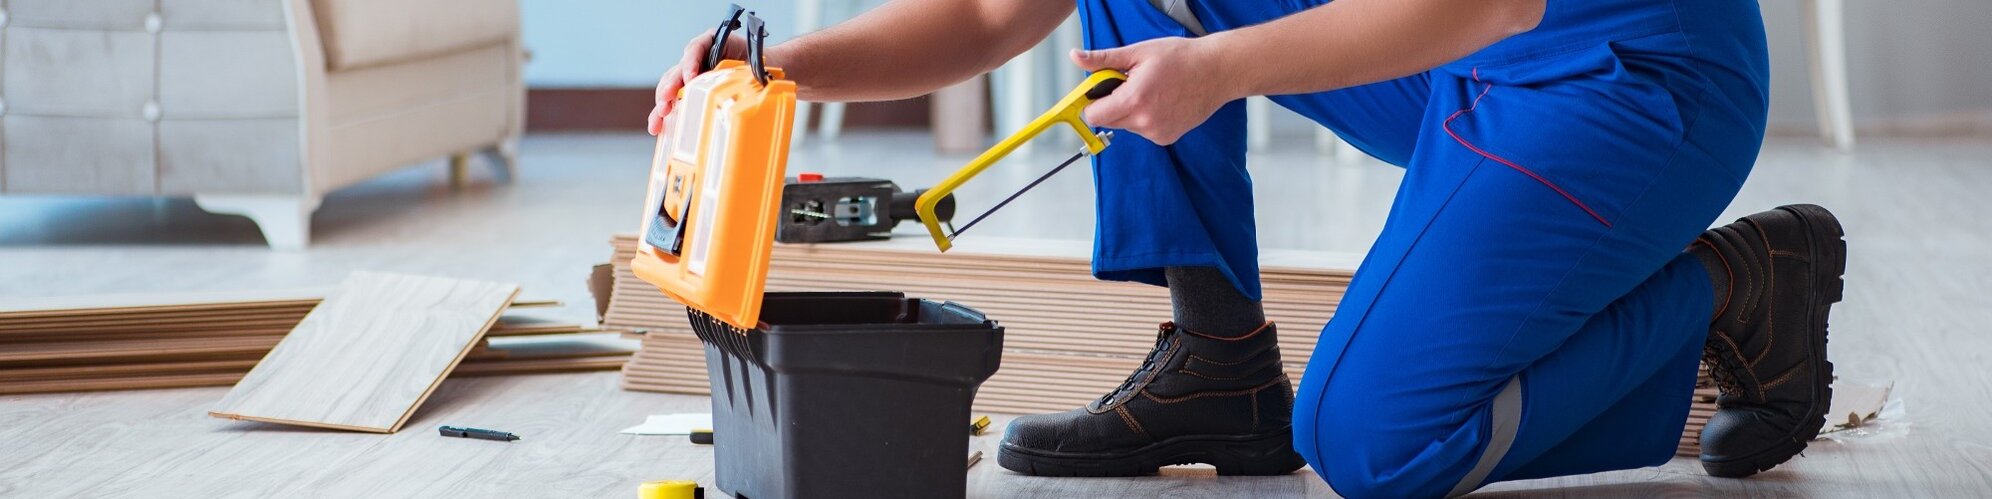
xmin=765 ymin=41 xmax=798 ymax=73
xmin=1195 ymin=32 xmax=1257 ymax=102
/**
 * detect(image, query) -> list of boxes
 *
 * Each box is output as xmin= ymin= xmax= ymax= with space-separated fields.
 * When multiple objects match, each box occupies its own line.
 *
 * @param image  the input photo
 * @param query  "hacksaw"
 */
xmin=914 ymin=70 xmax=1127 ymax=252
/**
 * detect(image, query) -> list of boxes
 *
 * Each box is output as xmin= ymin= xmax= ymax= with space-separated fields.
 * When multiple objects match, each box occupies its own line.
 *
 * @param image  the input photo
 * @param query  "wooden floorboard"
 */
xmin=208 ymin=272 xmax=519 ymax=433
xmin=7 ymin=371 xmax=1984 ymax=498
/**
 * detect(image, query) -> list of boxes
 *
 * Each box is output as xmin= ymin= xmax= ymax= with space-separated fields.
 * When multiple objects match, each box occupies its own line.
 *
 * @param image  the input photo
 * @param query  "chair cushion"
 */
xmin=312 ymin=0 xmax=518 ymax=71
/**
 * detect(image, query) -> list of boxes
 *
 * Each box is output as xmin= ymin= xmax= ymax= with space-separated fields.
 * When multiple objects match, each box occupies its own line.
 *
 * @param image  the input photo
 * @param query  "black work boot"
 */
xmin=1691 ymin=204 xmax=1846 ymax=478
xmin=997 ymin=322 xmax=1305 ymax=477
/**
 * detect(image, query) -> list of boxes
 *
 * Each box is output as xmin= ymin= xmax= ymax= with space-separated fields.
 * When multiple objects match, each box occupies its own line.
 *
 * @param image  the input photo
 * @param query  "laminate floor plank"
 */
xmin=0 ymin=289 xmax=326 ymax=318
xmin=208 ymin=272 xmax=520 ymax=433
xmin=0 ymin=359 xmax=261 ymax=382
xmin=0 ymin=308 xmax=315 ymax=329
xmin=0 ymin=328 xmax=294 ymax=344
xmin=0 ymin=336 xmax=283 ymax=366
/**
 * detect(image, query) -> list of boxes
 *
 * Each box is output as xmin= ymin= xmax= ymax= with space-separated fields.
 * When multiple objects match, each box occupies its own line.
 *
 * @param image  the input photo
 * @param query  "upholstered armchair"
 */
xmin=0 ymin=0 xmax=525 ymax=248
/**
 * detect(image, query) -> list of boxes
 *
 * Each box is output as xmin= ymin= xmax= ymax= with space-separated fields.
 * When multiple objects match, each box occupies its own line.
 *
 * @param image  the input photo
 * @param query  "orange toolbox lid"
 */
xmin=631 ymin=7 xmax=794 ymax=330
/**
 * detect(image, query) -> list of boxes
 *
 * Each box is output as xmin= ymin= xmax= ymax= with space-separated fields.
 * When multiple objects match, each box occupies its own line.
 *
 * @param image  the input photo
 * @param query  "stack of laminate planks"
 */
xmin=1682 ymin=366 xmax=1719 ymax=456
xmin=604 ymin=233 xmax=1355 ymax=415
xmin=0 ymin=288 xmax=629 ymax=396
xmin=607 ymin=233 xmax=1726 ymax=457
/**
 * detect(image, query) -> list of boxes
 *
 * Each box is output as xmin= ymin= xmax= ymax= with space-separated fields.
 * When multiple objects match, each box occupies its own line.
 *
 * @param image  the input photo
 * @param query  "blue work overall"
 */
xmin=1076 ymin=0 xmax=1770 ymax=496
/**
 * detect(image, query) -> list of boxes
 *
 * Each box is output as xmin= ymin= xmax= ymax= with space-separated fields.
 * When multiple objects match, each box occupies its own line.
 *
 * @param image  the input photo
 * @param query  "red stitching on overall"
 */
xmin=1442 ymin=68 xmax=1615 ymax=228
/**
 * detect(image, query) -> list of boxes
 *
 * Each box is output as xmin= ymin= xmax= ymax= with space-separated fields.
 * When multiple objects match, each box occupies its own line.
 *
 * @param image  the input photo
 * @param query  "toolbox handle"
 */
xmin=701 ymin=4 xmax=747 ymax=73
xmin=742 ymin=11 xmax=772 ymax=86
xmin=702 ymin=4 xmax=775 ymax=87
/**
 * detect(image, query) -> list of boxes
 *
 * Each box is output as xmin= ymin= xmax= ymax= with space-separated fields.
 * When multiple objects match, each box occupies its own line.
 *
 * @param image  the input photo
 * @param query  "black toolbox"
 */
xmin=688 ymin=292 xmax=1004 ymax=499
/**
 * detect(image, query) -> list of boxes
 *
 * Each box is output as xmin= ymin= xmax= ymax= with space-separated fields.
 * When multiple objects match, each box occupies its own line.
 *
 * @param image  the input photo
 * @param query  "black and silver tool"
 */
xmin=776 ymin=174 xmax=955 ymax=243
xmin=439 ymin=425 xmax=520 ymax=442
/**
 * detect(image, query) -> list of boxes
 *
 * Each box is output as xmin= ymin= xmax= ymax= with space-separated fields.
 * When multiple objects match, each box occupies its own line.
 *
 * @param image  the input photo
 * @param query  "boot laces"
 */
xmin=1702 ymin=346 xmax=1745 ymax=399
xmin=1099 ymin=325 xmax=1176 ymax=406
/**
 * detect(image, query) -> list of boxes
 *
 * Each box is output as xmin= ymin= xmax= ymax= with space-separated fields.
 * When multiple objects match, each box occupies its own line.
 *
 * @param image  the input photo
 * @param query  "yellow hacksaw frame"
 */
xmin=913 ymin=69 xmax=1128 ymax=252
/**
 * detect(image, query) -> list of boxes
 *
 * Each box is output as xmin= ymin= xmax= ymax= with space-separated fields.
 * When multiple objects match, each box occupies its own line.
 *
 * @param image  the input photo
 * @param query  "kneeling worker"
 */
xmin=650 ymin=0 xmax=1844 ymax=496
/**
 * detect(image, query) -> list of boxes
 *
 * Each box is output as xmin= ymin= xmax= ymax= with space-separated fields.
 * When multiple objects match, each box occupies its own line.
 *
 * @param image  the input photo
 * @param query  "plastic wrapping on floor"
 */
xmin=1817 ymin=380 xmax=1906 ymax=443
xmin=620 ymin=413 xmax=713 ymax=435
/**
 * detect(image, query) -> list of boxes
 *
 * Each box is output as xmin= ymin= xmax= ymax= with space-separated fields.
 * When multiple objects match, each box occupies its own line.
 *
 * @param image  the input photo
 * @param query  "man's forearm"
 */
xmin=767 ymin=0 xmax=1073 ymax=102
xmin=1204 ymin=0 xmax=1543 ymax=98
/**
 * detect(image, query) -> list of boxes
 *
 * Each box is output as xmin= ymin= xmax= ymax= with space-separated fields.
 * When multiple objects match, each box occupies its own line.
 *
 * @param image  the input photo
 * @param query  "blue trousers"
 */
xmin=1077 ymin=0 xmax=1771 ymax=496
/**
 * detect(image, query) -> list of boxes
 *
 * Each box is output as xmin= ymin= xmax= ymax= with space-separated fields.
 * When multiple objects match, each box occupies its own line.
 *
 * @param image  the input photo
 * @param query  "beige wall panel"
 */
xmin=157 ymin=119 xmax=301 ymax=195
xmin=2 ymin=116 xmax=154 ymax=194
xmin=3 ymin=27 xmax=154 ymax=118
xmin=159 ymin=30 xmax=297 ymax=119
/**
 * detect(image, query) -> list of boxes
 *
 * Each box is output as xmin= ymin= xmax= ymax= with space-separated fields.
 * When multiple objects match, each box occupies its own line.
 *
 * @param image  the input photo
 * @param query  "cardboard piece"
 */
xmin=620 ymin=413 xmax=715 ymax=435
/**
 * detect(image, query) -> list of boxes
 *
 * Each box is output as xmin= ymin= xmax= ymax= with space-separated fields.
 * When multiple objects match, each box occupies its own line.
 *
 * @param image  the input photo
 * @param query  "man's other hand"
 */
xmin=1070 ymin=37 xmax=1238 ymax=146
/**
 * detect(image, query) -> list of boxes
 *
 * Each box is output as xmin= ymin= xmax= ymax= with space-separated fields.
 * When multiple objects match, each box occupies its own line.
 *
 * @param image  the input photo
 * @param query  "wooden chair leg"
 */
xmin=1802 ymin=0 xmax=1855 ymax=151
xmin=1315 ymin=129 xmax=1364 ymax=162
xmin=995 ymin=43 xmax=1043 ymax=157
xmin=811 ymin=0 xmax=861 ymax=140
xmin=1248 ymin=96 xmax=1273 ymax=150
xmin=449 ymin=152 xmax=470 ymax=189
xmin=481 ymin=139 xmax=520 ymax=184
xmin=819 ymin=102 xmax=847 ymax=139
xmin=791 ymin=0 xmax=825 ymax=143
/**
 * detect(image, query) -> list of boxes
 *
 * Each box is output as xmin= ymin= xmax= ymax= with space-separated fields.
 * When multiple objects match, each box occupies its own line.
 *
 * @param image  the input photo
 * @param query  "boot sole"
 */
xmin=1702 ymin=204 xmax=1844 ymax=478
xmin=997 ymin=429 xmax=1306 ymax=477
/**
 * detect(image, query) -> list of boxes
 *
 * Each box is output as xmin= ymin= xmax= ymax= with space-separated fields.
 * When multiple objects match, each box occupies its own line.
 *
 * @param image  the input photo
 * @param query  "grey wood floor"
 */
xmin=3 ymin=132 xmax=1990 ymax=497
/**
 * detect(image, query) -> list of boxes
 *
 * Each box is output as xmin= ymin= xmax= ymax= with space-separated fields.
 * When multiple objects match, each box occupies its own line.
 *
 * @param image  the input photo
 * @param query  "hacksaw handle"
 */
xmin=914 ymin=69 xmax=1129 ymax=252
xmin=1084 ymin=76 xmax=1123 ymax=100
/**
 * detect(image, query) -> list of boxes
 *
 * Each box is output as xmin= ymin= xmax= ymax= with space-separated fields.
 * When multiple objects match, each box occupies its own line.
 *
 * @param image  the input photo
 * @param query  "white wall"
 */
xmin=521 ymin=0 xmax=1992 ymax=133
xmin=519 ymin=0 xmax=800 ymax=88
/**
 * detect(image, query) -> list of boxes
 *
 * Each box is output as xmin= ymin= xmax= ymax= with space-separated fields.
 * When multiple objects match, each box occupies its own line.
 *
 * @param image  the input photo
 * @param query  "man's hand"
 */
xmin=648 ymin=29 xmax=748 ymax=136
xmin=1069 ymin=37 xmax=1238 ymax=146
xmin=1065 ymin=0 xmax=1542 ymax=146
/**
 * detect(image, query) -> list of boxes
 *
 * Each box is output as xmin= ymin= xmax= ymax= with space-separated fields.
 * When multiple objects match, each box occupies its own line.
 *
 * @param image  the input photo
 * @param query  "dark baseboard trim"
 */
xmin=526 ymin=87 xmax=931 ymax=131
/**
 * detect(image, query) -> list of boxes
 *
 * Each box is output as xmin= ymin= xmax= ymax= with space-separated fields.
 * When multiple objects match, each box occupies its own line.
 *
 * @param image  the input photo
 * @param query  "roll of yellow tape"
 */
xmin=638 ymin=479 xmax=700 ymax=499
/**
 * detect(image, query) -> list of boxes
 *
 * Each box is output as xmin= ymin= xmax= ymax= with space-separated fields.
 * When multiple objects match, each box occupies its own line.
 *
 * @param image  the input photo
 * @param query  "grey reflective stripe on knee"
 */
xmin=1448 ymin=376 xmax=1523 ymax=498
xmin=1146 ymin=0 xmax=1208 ymax=36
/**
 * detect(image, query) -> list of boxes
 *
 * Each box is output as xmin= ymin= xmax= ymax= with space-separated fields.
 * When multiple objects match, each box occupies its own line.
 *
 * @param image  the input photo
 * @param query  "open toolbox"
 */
xmin=628 ymin=5 xmax=1003 ymax=499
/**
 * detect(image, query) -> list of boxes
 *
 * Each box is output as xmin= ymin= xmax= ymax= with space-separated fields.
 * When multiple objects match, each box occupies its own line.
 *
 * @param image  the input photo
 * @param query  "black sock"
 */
xmin=1690 ymin=242 xmax=1730 ymax=317
xmin=1165 ymin=266 xmax=1266 ymax=338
